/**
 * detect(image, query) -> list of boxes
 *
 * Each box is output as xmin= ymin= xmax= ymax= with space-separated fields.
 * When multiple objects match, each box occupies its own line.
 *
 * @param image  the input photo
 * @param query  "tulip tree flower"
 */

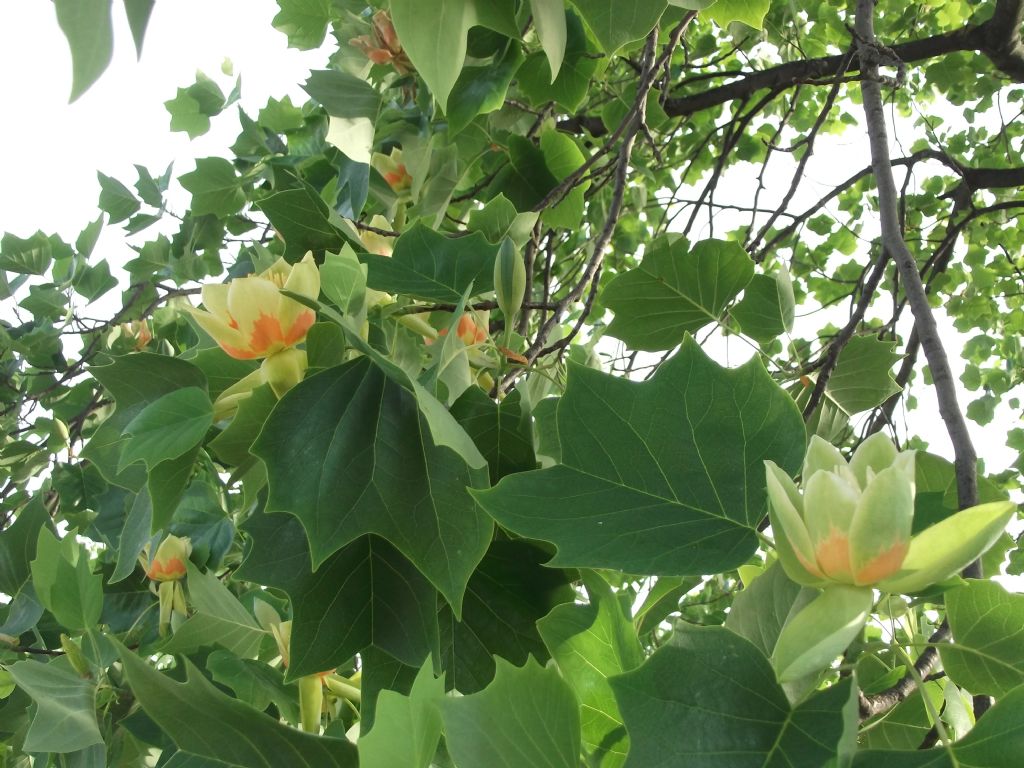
xmin=146 ymin=535 xmax=191 ymax=637
xmin=371 ymin=148 xmax=413 ymax=195
xmin=764 ymin=434 xmax=1014 ymax=683
xmin=187 ymin=253 xmax=320 ymax=401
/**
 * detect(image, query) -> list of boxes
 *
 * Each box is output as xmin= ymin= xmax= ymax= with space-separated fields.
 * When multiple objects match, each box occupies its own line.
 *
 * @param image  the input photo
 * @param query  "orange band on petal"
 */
xmin=855 ymin=541 xmax=909 ymax=586
xmin=148 ymin=557 xmax=186 ymax=581
xmin=815 ymin=529 xmax=853 ymax=582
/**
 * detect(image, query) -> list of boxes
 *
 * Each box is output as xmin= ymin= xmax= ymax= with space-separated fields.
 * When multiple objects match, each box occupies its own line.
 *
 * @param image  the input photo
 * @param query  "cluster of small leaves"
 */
xmin=2 ymin=0 xmax=1023 ymax=766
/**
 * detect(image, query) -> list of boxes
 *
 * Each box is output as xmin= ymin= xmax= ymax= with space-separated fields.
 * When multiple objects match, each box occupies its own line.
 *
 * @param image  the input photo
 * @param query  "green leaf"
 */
xmin=303 ymin=70 xmax=381 ymax=119
xmin=320 ymin=244 xmax=368 ymax=315
xmin=530 ymin=0 xmax=568 ymax=80
xmin=30 ymin=528 xmax=103 ymax=631
xmin=853 ymin=683 xmax=1024 ymax=767
xmin=6 ymin=658 xmax=103 ymax=752
xmin=475 ymin=337 xmax=805 ymax=576
xmin=442 ymin=657 xmax=581 ymax=768
xmin=603 ymin=236 xmax=755 ymax=351
xmin=825 ymin=336 xmax=902 ymax=415
xmin=447 ymin=43 xmax=524 ymax=135
xmin=467 ymin=195 xmax=540 ymax=246
xmin=517 ymin=10 xmax=598 ymax=111
xmin=539 ymin=130 xmax=588 ymax=229
xmin=538 ymin=574 xmax=643 ymax=767
xmin=163 ymin=562 xmax=266 ymax=658
xmin=859 ymin=682 xmax=943 ymax=750
xmin=611 ymin=625 xmax=854 ymax=767
xmin=632 ymin=575 xmax=702 ymax=636
xmin=180 ymin=158 xmax=246 ymax=217
xmin=439 ymin=540 xmax=572 ymax=693
xmin=725 ymin=561 xmax=815 ymax=660
xmin=97 ymin=172 xmax=141 ymax=224
xmin=487 ymin=134 xmax=560 ymax=211
xmin=731 ymin=267 xmax=795 ymax=343
xmin=54 ymin=0 xmax=113 ymax=101
xmin=570 ymin=0 xmax=667 ymax=54
xmin=237 ymin=511 xmax=439 ymax=678
xmin=122 ymin=0 xmax=155 ymax=56
xmin=116 ymin=641 xmax=359 ymax=767
xmin=390 ymin=0 xmax=519 ymax=111
xmin=209 ymin=383 xmax=278 ymax=466
xmin=941 ymin=579 xmax=1024 ymax=697
xmin=272 ymin=0 xmax=334 ymax=49
xmin=0 ymin=495 xmax=51 ymax=595
xmin=362 ymin=222 xmax=500 ymax=302
xmin=255 ymin=184 xmax=348 ymax=258
xmin=251 ymin=357 xmax=491 ymax=613
xmin=703 ymin=0 xmax=772 ymax=29
xmin=0 ymin=231 xmax=67 ymax=275
xmin=358 ymin=662 xmax=445 ymax=767
xmin=450 ymin=387 xmax=537 ymax=484
xmin=165 ymin=90 xmax=211 ymax=139
xmin=208 ymin=651 xmax=300 ymax=724
xmin=120 ymin=387 xmax=213 ymax=471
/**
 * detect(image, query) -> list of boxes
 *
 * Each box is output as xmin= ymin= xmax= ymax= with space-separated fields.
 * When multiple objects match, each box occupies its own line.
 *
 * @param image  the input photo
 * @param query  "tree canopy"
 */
xmin=2 ymin=0 xmax=1023 ymax=765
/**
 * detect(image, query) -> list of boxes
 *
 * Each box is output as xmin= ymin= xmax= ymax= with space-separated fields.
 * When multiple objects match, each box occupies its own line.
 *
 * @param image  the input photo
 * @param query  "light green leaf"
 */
xmin=475 ymin=337 xmax=805 ymax=576
xmin=179 ymin=158 xmax=246 ymax=217
xmin=116 ymin=641 xmax=359 ymax=767
xmin=320 ymin=244 xmax=368 ymax=315
xmin=7 ymin=658 xmax=103 ymax=753
xmin=361 ymin=221 xmax=500 ymax=302
xmin=540 ymin=130 xmax=588 ymax=230
xmin=611 ymin=625 xmax=854 ymax=767
xmin=325 ymin=115 xmax=375 ymax=164
xmin=703 ymin=0 xmax=772 ymax=29
xmin=941 ymin=579 xmax=1024 ymax=697
xmin=163 ymin=562 xmax=265 ymax=659
xmin=570 ymin=0 xmax=667 ymax=54
xmin=853 ymin=683 xmax=1024 ymax=767
xmin=725 ymin=561 xmax=815 ymax=660
xmin=732 ymin=266 xmax=795 ymax=343
xmin=30 ymin=528 xmax=103 ymax=632
xmin=390 ymin=0 xmax=518 ymax=111
xmin=54 ymin=0 xmax=113 ymax=102
xmin=120 ymin=387 xmax=213 ymax=471
xmin=538 ymin=574 xmax=643 ymax=767
xmin=122 ymin=0 xmax=155 ymax=56
xmin=97 ymin=172 xmax=141 ymax=224
xmin=358 ymin=662 xmax=445 ymax=767
xmin=251 ymin=357 xmax=492 ymax=613
xmin=442 ymin=657 xmax=581 ymax=768
xmin=467 ymin=195 xmax=539 ymax=246
xmin=603 ymin=236 xmax=755 ymax=351
xmin=272 ymin=0 xmax=334 ymax=49
xmin=209 ymin=383 xmax=278 ymax=467
xmin=825 ymin=336 xmax=902 ymax=415
xmin=530 ymin=0 xmax=568 ymax=80
xmin=517 ymin=10 xmax=598 ymax=111
xmin=771 ymin=585 xmax=872 ymax=683
xmin=236 ymin=511 xmax=438 ymax=678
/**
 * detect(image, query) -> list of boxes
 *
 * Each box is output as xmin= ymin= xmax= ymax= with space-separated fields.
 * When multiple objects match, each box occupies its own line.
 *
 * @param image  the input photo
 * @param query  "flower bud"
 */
xmin=147 ymin=535 xmax=192 ymax=582
xmin=493 ymin=238 xmax=526 ymax=325
xmin=371 ymin=148 xmax=413 ymax=195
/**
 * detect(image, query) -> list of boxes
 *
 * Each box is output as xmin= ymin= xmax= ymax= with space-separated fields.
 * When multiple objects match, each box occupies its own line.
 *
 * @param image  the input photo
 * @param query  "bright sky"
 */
xmin=0 ymin=2 xmax=1019 ymax=488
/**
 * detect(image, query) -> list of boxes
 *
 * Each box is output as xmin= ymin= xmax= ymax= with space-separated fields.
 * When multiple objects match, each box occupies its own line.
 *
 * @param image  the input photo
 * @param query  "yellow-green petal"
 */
xmin=803 ymin=436 xmax=847 ymax=481
xmin=878 ymin=501 xmax=1015 ymax=594
xmin=849 ymin=432 xmax=900 ymax=487
xmin=849 ymin=465 xmax=913 ymax=585
xmin=772 ymin=585 xmax=873 ymax=682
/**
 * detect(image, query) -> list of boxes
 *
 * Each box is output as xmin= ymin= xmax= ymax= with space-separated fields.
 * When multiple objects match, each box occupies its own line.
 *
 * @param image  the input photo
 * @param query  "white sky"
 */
xmin=0 ymin=2 xmax=1019 ymax=482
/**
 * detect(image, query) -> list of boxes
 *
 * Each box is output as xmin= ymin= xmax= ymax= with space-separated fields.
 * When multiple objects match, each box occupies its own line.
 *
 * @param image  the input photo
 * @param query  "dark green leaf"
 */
xmin=603 ymin=236 xmax=755 ymax=351
xmin=237 ymin=510 xmax=439 ymax=678
xmin=475 ymin=337 xmax=805 ymax=576
xmin=362 ymin=222 xmax=500 ymax=302
xmin=447 ymin=43 xmax=523 ymax=135
xmin=120 ymin=387 xmax=213 ymax=471
xmin=611 ymin=625 xmax=854 ymax=767
xmin=0 ymin=495 xmax=51 ymax=595
xmin=439 ymin=539 xmax=572 ymax=693
xmin=731 ymin=268 xmax=796 ymax=344
xmin=450 ymin=387 xmax=537 ymax=484
xmin=116 ymin=641 xmax=359 ymax=767
xmin=303 ymin=70 xmax=381 ymax=119
xmin=255 ymin=185 xmax=348 ymax=258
